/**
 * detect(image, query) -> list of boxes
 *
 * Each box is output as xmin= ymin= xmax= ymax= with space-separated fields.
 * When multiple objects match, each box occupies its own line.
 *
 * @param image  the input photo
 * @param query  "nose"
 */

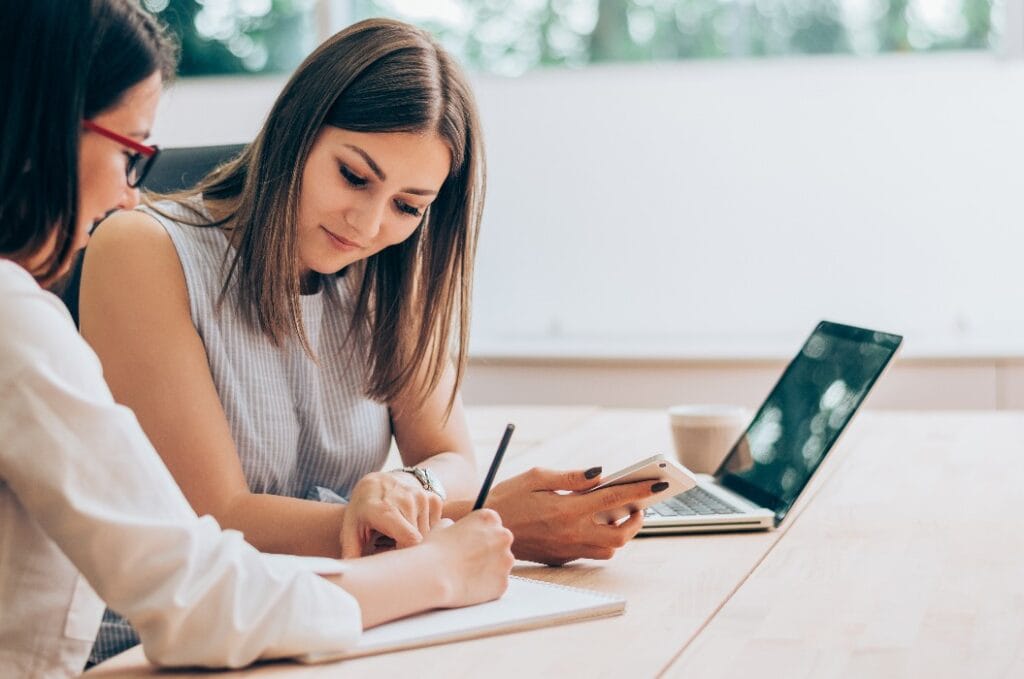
xmin=344 ymin=196 xmax=386 ymax=241
xmin=118 ymin=185 xmax=141 ymax=211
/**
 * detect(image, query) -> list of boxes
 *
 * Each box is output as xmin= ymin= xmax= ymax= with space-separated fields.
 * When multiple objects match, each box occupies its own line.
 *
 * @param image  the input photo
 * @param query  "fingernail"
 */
xmin=651 ymin=481 xmax=669 ymax=493
xmin=584 ymin=466 xmax=602 ymax=479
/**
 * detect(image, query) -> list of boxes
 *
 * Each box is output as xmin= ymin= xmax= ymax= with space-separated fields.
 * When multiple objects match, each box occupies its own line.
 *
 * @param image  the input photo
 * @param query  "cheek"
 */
xmin=383 ymin=219 xmax=422 ymax=247
xmin=77 ymin=144 xmax=125 ymax=218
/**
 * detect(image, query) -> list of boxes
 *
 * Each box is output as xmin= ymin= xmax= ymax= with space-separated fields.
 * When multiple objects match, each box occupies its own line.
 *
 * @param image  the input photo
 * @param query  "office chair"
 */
xmin=59 ymin=143 xmax=246 ymax=325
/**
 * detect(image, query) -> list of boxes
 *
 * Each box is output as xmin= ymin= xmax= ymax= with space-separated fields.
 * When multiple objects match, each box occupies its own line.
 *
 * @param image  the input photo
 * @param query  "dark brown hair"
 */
xmin=0 ymin=0 xmax=175 ymax=286
xmin=166 ymin=18 xmax=486 ymax=412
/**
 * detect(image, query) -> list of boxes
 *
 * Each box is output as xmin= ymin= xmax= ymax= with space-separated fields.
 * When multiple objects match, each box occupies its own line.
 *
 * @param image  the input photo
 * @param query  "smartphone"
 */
xmin=586 ymin=454 xmax=696 ymax=524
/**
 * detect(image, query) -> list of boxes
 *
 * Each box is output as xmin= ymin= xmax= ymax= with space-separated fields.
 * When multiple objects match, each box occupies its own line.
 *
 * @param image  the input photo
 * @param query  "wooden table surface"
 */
xmin=87 ymin=407 xmax=1023 ymax=678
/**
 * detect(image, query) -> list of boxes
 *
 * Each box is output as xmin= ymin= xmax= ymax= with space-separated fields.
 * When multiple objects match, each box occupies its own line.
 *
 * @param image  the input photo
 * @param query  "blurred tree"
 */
xmin=145 ymin=0 xmax=316 ymax=76
xmin=877 ymin=0 xmax=910 ymax=52
xmin=154 ymin=0 xmax=994 ymax=77
xmin=590 ymin=0 xmax=636 ymax=62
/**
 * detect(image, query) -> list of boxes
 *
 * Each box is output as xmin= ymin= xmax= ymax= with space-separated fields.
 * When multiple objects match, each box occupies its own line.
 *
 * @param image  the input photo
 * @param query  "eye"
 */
xmin=394 ymin=200 xmax=423 ymax=218
xmin=339 ymin=164 xmax=367 ymax=187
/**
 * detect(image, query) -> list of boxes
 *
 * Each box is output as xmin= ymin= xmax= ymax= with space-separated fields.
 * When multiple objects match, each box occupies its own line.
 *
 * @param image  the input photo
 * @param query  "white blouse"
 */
xmin=0 ymin=260 xmax=362 ymax=677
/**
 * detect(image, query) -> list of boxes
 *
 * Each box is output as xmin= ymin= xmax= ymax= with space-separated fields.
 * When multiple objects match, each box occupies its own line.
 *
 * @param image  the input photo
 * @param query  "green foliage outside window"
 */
xmin=146 ymin=0 xmax=998 ymax=78
xmin=142 ymin=0 xmax=317 ymax=76
xmin=357 ymin=0 xmax=998 ymax=75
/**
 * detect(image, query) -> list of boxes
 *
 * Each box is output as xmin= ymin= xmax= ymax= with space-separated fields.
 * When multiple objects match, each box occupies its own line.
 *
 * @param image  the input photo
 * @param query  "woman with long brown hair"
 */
xmin=81 ymin=16 xmax=659 ymax=662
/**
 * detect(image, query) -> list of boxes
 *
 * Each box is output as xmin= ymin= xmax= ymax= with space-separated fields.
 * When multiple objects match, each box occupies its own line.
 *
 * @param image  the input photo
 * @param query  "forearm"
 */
xmin=324 ymin=544 xmax=448 ymax=628
xmin=416 ymin=450 xmax=477 ymax=500
xmin=219 ymin=492 xmax=347 ymax=557
xmin=442 ymin=498 xmax=473 ymax=520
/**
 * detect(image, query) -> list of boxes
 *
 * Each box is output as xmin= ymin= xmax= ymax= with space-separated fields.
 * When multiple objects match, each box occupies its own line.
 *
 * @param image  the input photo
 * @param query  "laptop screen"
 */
xmin=715 ymin=321 xmax=902 ymax=524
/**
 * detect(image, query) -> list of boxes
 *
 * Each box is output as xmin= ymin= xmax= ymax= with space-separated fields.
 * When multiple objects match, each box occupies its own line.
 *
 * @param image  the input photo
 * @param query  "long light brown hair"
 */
xmin=161 ymin=18 xmax=485 ymax=412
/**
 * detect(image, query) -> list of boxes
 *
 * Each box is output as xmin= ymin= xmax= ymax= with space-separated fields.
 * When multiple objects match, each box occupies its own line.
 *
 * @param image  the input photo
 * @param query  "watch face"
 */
xmin=420 ymin=468 xmax=447 ymax=501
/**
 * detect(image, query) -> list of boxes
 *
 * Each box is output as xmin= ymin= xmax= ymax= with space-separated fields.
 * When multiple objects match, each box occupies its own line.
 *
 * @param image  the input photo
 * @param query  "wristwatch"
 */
xmin=395 ymin=466 xmax=447 ymax=501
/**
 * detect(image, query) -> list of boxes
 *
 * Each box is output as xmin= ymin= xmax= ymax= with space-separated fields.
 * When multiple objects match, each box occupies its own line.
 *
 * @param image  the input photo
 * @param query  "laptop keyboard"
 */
xmin=645 ymin=486 xmax=743 ymax=518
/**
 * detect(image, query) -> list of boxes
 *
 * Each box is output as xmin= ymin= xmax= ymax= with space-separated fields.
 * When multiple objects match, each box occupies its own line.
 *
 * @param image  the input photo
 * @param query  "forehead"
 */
xmin=93 ymin=71 xmax=162 ymax=130
xmin=316 ymin=127 xmax=452 ymax=188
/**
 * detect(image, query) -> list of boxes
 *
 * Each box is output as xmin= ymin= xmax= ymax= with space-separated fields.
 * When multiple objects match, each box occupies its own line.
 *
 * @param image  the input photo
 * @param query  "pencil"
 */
xmin=473 ymin=423 xmax=515 ymax=510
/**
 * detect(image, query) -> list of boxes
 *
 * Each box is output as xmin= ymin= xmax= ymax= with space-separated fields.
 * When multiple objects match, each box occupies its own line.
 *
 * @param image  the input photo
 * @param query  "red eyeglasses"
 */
xmin=83 ymin=120 xmax=160 ymax=189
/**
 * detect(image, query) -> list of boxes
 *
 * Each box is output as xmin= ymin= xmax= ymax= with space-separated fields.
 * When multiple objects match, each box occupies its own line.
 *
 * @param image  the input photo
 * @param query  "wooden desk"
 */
xmin=665 ymin=412 xmax=1024 ymax=678
xmin=88 ymin=408 xmax=1018 ymax=678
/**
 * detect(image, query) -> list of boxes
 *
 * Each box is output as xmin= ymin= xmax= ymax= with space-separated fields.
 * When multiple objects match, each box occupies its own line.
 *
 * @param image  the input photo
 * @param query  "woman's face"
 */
xmin=76 ymin=72 xmax=162 ymax=252
xmin=296 ymin=126 xmax=451 ymax=280
xmin=20 ymin=72 xmax=162 ymax=280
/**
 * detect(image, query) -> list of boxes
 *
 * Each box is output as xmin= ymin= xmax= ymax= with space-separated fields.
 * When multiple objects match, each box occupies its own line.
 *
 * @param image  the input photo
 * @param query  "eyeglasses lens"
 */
xmin=127 ymin=149 xmax=159 ymax=189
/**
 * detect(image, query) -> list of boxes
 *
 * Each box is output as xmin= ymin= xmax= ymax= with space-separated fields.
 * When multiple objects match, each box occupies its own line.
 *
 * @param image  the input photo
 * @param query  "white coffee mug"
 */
xmin=667 ymin=404 xmax=749 ymax=474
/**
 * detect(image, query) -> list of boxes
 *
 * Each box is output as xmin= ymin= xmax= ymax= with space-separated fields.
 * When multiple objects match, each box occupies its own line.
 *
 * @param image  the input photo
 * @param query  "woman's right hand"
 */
xmin=422 ymin=509 xmax=515 ymax=608
xmin=484 ymin=467 xmax=656 ymax=566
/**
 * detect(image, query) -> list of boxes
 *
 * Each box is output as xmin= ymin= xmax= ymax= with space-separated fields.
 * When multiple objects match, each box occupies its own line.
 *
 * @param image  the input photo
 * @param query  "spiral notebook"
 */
xmin=299 ymin=576 xmax=626 ymax=663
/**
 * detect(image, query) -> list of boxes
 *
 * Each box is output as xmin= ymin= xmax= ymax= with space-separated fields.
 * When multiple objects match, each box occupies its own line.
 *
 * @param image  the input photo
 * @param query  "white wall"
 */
xmin=152 ymin=52 xmax=1024 ymax=361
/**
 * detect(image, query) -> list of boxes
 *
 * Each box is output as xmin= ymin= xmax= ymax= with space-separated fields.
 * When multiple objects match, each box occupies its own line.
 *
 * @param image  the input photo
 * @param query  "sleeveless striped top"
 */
xmin=89 ymin=201 xmax=392 ymax=665
xmin=146 ymin=200 xmax=392 ymax=501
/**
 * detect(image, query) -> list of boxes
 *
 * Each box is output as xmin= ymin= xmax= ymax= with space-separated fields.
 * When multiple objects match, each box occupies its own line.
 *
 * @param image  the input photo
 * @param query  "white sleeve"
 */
xmin=0 ymin=284 xmax=362 ymax=668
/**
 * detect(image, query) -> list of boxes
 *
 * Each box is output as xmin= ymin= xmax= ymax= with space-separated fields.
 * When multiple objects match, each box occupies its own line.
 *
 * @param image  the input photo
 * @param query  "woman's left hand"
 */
xmin=340 ymin=471 xmax=444 ymax=558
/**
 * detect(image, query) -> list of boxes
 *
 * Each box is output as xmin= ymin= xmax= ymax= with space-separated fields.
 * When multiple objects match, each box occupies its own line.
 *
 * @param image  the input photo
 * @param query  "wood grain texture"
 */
xmin=665 ymin=412 xmax=1024 ymax=679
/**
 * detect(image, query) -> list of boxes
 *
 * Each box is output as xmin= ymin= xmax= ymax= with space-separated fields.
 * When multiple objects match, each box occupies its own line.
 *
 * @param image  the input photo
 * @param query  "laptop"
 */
xmin=640 ymin=320 xmax=902 ymax=535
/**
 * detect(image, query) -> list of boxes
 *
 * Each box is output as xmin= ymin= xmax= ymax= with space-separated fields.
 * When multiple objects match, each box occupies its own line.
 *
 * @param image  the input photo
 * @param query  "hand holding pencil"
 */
xmin=418 ymin=423 xmax=517 ymax=607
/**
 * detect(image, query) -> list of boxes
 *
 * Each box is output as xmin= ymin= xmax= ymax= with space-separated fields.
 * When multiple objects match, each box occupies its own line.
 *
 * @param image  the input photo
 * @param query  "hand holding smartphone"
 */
xmin=586 ymin=454 xmax=696 ymax=524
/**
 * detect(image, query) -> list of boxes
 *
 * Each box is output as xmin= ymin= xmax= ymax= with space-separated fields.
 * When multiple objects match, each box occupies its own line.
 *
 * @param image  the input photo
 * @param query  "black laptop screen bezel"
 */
xmin=712 ymin=321 xmax=902 ymax=525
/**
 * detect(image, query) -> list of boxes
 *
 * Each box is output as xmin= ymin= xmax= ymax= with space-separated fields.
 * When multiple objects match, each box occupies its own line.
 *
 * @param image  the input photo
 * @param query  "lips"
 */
xmin=320 ymin=225 xmax=362 ymax=250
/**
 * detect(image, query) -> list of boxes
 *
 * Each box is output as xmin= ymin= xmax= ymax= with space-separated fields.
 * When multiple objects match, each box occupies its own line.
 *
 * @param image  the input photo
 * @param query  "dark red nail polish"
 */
xmin=651 ymin=481 xmax=669 ymax=493
xmin=584 ymin=466 xmax=602 ymax=479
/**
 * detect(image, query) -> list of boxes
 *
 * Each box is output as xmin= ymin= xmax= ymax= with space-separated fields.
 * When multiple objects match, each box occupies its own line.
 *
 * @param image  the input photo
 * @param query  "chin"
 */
xmin=306 ymin=252 xmax=355 ymax=276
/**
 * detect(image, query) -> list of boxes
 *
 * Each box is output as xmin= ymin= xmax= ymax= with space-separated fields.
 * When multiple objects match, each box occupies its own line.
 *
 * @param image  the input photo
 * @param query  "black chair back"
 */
xmin=143 ymin=143 xmax=246 ymax=193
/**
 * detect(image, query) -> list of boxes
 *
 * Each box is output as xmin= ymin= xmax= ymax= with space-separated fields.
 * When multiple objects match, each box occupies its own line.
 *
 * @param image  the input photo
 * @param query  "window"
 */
xmin=356 ymin=0 xmax=1002 ymax=76
xmin=148 ymin=0 xmax=1005 ymax=78
xmin=142 ymin=0 xmax=320 ymax=76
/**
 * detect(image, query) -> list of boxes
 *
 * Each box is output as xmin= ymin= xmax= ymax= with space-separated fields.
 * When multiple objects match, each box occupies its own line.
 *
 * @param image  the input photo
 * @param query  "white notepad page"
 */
xmin=299 ymin=576 xmax=626 ymax=664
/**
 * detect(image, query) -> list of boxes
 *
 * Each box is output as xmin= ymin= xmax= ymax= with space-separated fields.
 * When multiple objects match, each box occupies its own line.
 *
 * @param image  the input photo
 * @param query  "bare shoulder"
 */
xmin=83 ymin=208 xmax=178 ymax=273
xmin=80 ymin=208 xmax=189 ymax=320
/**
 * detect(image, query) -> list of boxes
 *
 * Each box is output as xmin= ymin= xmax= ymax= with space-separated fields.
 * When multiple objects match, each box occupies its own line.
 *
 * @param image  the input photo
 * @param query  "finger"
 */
xmin=433 ymin=517 xmax=455 ymax=531
xmin=415 ymin=493 xmax=431 ymax=539
xmin=575 ymin=545 xmax=617 ymax=561
xmin=371 ymin=508 xmax=423 ymax=549
xmin=520 ymin=466 xmax=604 ymax=492
xmin=612 ymin=510 xmax=646 ymax=539
xmin=427 ymin=493 xmax=444 ymax=528
xmin=579 ymin=479 xmax=666 ymax=513
xmin=340 ymin=512 xmax=364 ymax=559
xmin=580 ymin=510 xmax=645 ymax=548
xmin=594 ymin=506 xmax=631 ymax=526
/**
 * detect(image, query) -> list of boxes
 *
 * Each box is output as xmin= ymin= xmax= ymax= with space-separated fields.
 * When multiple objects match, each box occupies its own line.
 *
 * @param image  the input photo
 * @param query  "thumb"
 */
xmin=522 ymin=466 xmax=603 ymax=492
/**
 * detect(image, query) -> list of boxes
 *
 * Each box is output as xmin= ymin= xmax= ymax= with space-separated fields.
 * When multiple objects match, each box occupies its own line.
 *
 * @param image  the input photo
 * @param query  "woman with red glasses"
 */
xmin=0 ymin=2 xmax=513 ymax=676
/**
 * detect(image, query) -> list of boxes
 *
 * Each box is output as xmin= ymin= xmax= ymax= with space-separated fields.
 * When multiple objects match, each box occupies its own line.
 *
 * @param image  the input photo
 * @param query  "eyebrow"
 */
xmin=343 ymin=143 xmax=439 ymax=197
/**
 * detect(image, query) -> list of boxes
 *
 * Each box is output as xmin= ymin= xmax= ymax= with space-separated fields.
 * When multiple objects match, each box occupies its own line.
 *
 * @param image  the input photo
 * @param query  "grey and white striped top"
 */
xmin=89 ymin=201 xmax=393 ymax=666
xmin=149 ymin=199 xmax=392 ymax=501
